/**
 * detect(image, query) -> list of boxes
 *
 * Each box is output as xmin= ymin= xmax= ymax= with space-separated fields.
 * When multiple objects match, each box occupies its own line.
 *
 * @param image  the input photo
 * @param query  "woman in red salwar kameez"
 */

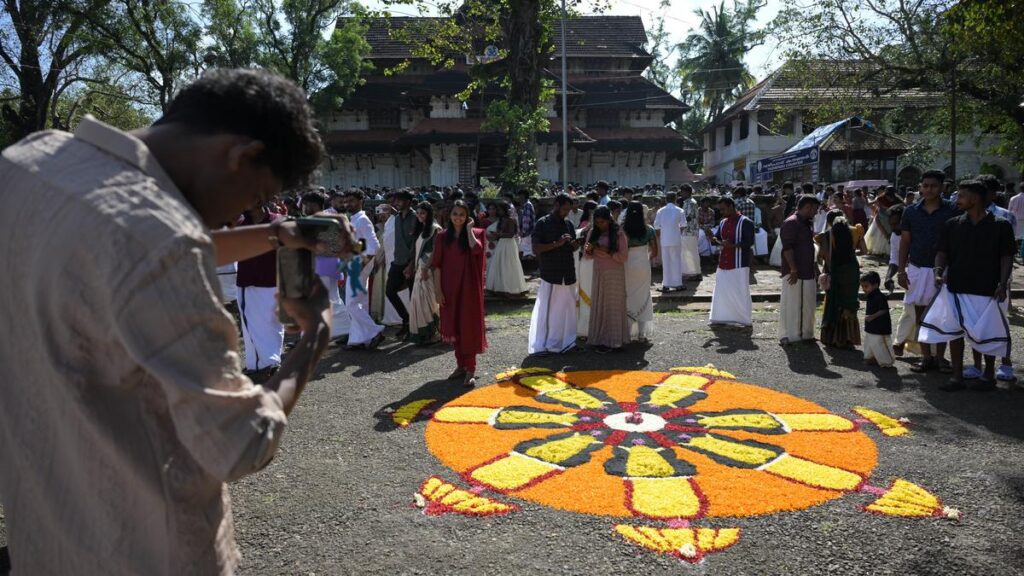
xmin=432 ymin=200 xmax=488 ymax=387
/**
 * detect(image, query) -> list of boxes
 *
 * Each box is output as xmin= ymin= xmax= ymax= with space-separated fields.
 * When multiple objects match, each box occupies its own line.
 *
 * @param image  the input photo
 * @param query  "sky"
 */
xmin=362 ymin=0 xmax=786 ymax=80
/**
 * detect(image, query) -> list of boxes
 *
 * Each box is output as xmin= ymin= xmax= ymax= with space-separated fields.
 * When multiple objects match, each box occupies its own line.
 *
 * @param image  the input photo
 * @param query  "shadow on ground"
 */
xmin=373 ymin=377 xmax=475 ymax=432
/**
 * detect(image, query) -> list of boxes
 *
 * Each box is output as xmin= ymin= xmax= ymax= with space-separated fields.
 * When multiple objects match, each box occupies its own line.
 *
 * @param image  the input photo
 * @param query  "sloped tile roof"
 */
xmin=357 ymin=15 xmax=650 ymax=59
xmin=703 ymin=60 xmax=941 ymax=133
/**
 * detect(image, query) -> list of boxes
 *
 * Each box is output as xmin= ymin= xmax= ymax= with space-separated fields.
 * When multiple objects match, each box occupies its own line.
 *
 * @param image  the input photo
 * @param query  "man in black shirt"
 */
xmin=919 ymin=180 xmax=1015 ymax=391
xmin=528 ymin=194 xmax=581 ymax=355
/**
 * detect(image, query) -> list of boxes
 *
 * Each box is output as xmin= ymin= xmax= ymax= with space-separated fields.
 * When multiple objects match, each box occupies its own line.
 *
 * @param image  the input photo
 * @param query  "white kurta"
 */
xmin=919 ymin=287 xmax=1012 ymax=357
xmin=529 ymin=281 xmax=579 ymax=354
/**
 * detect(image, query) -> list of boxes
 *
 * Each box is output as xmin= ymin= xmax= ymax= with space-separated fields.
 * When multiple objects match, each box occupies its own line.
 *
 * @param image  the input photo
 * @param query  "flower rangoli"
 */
xmin=413 ymin=367 xmax=957 ymax=563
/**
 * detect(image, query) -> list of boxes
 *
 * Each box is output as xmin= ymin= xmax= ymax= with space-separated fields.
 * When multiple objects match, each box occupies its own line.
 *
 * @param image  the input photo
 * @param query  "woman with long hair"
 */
xmin=817 ymin=211 xmax=861 ymax=349
xmin=407 ymin=201 xmax=442 ymax=345
xmin=576 ymin=200 xmax=600 ymax=337
xmin=485 ymin=200 xmax=528 ymax=296
xmin=583 ymin=206 xmax=630 ymax=352
xmin=622 ymin=201 xmax=658 ymax=343
xmin=432 ymin=200 xmax=487 ymax=387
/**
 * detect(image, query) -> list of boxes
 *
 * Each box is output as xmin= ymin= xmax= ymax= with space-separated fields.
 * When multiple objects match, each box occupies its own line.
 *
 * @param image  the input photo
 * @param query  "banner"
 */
xmin=753 ymin=147 xmax=820 ymax=182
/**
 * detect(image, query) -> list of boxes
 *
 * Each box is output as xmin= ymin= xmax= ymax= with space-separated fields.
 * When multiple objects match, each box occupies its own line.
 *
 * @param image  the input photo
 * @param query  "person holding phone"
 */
xmin=0 ymin=69 xmax=357 ymax=575
xmin=432 ymin=200 xmax=487 ymax=387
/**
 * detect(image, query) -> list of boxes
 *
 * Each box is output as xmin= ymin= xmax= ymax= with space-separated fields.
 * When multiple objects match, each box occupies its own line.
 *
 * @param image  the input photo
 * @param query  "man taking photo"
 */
xmin=0 ymin=68 xmax=355 ymax=575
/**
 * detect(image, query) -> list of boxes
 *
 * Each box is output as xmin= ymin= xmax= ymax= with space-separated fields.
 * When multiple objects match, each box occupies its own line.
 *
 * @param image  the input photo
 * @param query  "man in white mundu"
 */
xmin=654 ymin=191 xmax=686 ymax=291
xmin=709 ymin=197 xmax=755 ymax=327
xmin=919 ymin=180 xmax=1015 ymax=391
xmin=897 ymin=170 xmax=960 ymax=373
xmin=677 ymin=184 xmax=701 ymax=279
xmin=343 ymin=188 xmax=385 ymax=350
xmin=528 ymin=194 xmax=581 ymax=355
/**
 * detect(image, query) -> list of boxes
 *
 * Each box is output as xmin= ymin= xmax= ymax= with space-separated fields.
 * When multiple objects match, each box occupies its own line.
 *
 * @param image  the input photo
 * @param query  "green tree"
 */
xmin=255 ymin=0 xmax=372 ymax=101
xmin=76 ymin=0 xmax=204 ymax=111
xmin=772 ymin=0 xmax=1024 ymax=174
xmin=677 ymin=0 xmax=765 ymax=121
xmin=201 ymin=0 xmax=263 ymax=69
xmin=0 ymin=0 xmax=103 ymax=143
xmin=52 ymin=80 xmax=153 ymax=132
xmin=644 ymin=0 xmax=681 ymax=98
xmin=384 ymin=0 xmax=606 ymax=191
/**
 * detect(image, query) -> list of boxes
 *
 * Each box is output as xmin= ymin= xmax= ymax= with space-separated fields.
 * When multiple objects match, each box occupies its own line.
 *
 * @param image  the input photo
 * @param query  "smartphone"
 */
xmin=276 ymin=217 xmax=347 ymax=326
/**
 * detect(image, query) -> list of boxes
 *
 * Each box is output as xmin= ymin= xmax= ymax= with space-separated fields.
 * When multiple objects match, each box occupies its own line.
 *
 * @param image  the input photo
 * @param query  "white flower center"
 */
xmin=603 ymin=411 xmax=667 ymax=433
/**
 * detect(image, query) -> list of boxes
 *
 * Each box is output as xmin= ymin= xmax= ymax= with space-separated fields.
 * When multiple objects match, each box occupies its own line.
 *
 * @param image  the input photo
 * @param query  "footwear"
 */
xmin=366 ymin=332 xmax=385 ymax=350
xmin=447 ymin=368 xmax=467 ymax=381
xmin=864 ymin=358 xmax=879 ymax=367
xmin=996 ymin=365 xmax=1016 ymax=382
xmin=395 ymin=325 xmax=410 ymax=339
xmin=938 ymin=360 xmax=953 ymax=374
xmin=962 ymin=365 xmax=982 ymax=380
xmin=939 ymin=378 xmax=966 ymax=392
xmin=970 ymin=379 xmax=997 ymax=392
xmin=892 ymin=343 xmax=904 ymax=357
xmin=463 ymin=374 xmax=477 ymax=388
xmin=910 ymin=360 xmax=937 ymax=373
xmin=594 ymin=345 xmax=611 ymax=354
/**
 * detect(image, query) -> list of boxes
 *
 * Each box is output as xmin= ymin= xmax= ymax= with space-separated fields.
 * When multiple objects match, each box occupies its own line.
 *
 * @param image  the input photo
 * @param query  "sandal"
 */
xmin=910 ymin=360 xmax=937 ymax=373
xmin=448 ymin=368 xmax=467 ymax=381
xmin=463 ymin=374 xmax=477 ymax=388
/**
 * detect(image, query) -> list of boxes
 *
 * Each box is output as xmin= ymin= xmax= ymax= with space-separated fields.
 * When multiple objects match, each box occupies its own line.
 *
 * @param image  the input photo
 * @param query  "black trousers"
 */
xmin=386 ymin=261 xmax=411 ymax=325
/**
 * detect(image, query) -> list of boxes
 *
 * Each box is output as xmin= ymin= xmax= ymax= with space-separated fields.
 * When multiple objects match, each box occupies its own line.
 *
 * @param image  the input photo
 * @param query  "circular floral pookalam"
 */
xmin=425 ymin=369 xmax=878 ymax=519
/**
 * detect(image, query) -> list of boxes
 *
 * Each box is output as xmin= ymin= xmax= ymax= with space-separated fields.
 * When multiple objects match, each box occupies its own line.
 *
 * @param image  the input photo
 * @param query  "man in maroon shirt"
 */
xmin=237 ymin=203 xmax=285 ymax=373
xmin=779 ymin=195 xmax=821 ymax=345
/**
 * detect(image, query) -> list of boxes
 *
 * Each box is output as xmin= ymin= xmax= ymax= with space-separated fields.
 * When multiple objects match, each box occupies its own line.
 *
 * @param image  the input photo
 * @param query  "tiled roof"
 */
xmin=568 ymin=76 xmax=688 ymax=115
xmin=703 ymin=60 xmax=941 ymax=133
xmin=357 ymin=15 xmax=650 ymax=59
xmin=818 ymin=127 xmax=915 ymax=153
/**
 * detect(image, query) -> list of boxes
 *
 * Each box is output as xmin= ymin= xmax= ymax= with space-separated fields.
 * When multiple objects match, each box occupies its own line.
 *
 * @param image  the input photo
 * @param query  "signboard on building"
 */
xmin=753 ymin=147 xmax=819 ymax=182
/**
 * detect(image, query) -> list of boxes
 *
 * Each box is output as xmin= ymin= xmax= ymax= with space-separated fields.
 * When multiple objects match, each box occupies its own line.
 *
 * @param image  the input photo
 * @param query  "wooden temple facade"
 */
xmin=320 ymin=16 xmax=699 ymax=189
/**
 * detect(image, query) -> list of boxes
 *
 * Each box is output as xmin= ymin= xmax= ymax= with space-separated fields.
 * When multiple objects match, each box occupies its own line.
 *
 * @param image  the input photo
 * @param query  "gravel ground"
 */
xmin=4 ymin=305 xmax=1024 ymax=575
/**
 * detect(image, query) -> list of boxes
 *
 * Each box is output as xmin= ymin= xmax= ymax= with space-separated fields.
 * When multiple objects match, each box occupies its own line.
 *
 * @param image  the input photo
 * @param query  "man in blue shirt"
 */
xmin=898 ymin=169 xmax=960 ymax=373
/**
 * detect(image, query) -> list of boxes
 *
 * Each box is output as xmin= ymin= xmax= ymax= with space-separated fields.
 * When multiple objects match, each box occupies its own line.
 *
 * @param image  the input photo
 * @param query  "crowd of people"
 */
xmin=229 ymin=170 xmax=1023 ymax=392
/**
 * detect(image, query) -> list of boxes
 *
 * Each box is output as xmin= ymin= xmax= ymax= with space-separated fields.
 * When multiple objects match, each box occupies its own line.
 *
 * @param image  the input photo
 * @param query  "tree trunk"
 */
xmin=497 ymin=0 xmax=544 ymax=193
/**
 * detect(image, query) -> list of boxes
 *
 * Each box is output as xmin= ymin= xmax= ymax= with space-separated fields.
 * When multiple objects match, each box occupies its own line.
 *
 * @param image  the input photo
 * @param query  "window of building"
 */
xmin=368 ymin=109 xmax=400 ymax=129
xmin=739 ymin=113 xmax=749 ymax=140
xmin=588 ymin=109 xmax=621 ymax=128
xmin=723 ymin=122 xmax=733 ymax=146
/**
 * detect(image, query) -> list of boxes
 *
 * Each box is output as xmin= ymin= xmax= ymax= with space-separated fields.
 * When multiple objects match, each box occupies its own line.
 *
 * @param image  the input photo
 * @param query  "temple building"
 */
xmin=320 ymin=16 xmax=699 ymax=189
xmin=701 ymin=60 xmax=1020 ymax=187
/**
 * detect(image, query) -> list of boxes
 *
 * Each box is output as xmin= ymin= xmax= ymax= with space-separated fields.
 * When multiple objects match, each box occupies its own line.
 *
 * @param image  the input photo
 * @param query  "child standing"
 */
xmin=861 ymin=271 xmax=894 ymax=367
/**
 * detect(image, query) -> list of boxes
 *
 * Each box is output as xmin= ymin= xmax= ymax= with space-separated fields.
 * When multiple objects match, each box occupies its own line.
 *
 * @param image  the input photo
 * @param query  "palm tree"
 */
xmin=677 ymin=0 xmax=765 ymax=121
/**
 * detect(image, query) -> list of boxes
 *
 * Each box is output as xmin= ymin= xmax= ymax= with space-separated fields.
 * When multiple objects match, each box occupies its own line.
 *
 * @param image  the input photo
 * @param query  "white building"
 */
xmin=701 ymin=60 xmax=1020 ymax=187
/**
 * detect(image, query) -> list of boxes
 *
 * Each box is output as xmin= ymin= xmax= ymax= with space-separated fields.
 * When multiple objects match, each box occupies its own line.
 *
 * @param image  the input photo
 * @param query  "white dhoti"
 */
xmin=217 ymin=263 xmax=237 ymax=303
xmin=919 ymin=287 xmax=1012 ymax=358
xmin=660 ymin=243 xmax=683 ymax=289
xmin=709 ymin=267 xmax=752 ymax=326
xmin=519 ymin=235 xmax=534 ymax=258
xmin=893 ymin=301 xmax=922 ymax=355
xmin=577 ymin=257 xmax=594 ymax=337
xmin=681 ymin=235 xmax=701 ymax=277
xmin=904 ymin=264 xmax=939 ymax=307
xmin=754 ymin=228 xmax=769 ymax=257
xmin=864 ymin=333 xmax=895 ymax=367
xmin=626 ymin=246 xmax=655 ymax=341
xmin=780 ymin=276 xmax=817 ymax=342
xmin=319 ymin=274 xmax=351 ymax=339
xmin=238 ymin=286 xmax=284 ymax=371
xmin=529 ymin=281 xmax=579 ymax=354
xmin=865 ymin=220 xmax=890 ymax=256
xmin=769 ymin=228 xmax=783 ymax=267
xmin=345 ymin=267 xmax=384 ymax=346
